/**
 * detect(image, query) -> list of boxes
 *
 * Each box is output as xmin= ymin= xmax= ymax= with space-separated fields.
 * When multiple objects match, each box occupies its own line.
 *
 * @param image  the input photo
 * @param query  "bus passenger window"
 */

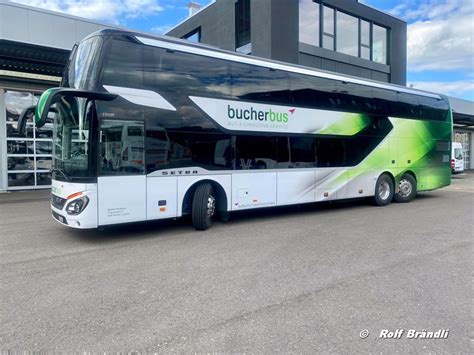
xmin=100 ymin=120 xmax=145 ymax=175
xmin=290 ymin=137 xmax=317 ymax=168
xmin=235 ymin=136 xmax=278 ymax=170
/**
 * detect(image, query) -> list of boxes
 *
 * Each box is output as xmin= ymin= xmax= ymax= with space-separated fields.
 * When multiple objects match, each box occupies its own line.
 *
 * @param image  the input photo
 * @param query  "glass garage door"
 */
xmin=5 ymin=90 xmax=52 ymax=189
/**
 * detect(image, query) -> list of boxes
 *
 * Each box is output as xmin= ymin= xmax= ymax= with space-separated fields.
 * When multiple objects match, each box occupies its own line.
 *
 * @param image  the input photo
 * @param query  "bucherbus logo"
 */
xmin=227 ymin=105 xmax=295 ymax=123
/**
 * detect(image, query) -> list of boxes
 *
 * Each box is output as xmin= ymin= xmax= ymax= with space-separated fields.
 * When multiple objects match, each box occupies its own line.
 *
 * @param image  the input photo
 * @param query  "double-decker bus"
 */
xmin=30 ymin=29 xmax=452 ymax=230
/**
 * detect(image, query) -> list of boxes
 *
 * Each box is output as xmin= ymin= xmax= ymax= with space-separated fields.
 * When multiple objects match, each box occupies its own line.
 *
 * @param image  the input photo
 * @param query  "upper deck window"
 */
xmin=71 ymin=37 xmax=104 ymax=90
xmin=102 ymin=39 xmax=144 ymax=88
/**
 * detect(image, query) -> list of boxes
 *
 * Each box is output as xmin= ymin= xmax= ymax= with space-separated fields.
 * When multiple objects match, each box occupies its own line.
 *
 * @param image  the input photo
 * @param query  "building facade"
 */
xmin=166 ymin=0 xmax=407 ymax=85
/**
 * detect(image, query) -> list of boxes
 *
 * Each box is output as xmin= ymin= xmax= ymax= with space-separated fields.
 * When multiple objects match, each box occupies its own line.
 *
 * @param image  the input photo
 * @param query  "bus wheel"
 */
xmin=372 ymin=173 xmax=394 ymax=206
xmin=192 ymin=183 xmax=216 ymax=230
xmin=394 ymin=174 xmax=417 ymax=203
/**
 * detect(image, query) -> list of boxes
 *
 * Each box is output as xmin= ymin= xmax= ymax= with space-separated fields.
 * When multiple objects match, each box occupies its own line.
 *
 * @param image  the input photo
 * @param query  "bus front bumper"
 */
xmin=50 ymin=180 xmax=98 ymax=229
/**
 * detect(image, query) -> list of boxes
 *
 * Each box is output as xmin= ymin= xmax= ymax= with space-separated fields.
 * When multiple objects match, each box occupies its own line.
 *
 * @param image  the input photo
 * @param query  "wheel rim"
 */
xmin=378 ymin=181 xmax=391 ymax=200
xmin=207 ymin=195 xmax=216 ymax=218
xmin=398 ymin=178 xmax=412 ymax=197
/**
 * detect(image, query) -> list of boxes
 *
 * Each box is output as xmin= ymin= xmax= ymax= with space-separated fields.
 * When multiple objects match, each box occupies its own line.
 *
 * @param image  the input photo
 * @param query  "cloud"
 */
xmin=11 ymin=0 xmax=164 ymax=24
xmin=408 ymin=80 xmax=474 ymax=98
xmin=390 ymin=0 xmax=474 ymax=72
xmin=151 ymin=24 xmax=173 ymax=35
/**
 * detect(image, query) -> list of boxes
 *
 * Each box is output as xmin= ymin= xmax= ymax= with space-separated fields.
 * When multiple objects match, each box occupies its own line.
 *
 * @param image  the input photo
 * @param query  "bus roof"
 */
xmin=85 ymin=29 xmax=444 ymax=101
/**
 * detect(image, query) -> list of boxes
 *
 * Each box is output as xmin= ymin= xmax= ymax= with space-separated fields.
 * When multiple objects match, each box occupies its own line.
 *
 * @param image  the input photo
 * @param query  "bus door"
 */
xmin=97 ymin=119 xmax=147 ymax=226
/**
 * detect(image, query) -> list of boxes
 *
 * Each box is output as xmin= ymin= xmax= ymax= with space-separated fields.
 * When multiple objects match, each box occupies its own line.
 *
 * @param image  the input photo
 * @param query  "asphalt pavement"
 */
xmin=0 ymin=173 xmax=472 ymax=353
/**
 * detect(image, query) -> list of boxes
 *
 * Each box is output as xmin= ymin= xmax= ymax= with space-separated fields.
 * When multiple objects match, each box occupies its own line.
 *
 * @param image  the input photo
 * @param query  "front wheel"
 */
xmin=394 ymin=174 xmax=417 ymax=203
xmin=372 ymin=173 xmax=394 ymax=206
xmin=192 ymin=183 xmax=216 ymax=230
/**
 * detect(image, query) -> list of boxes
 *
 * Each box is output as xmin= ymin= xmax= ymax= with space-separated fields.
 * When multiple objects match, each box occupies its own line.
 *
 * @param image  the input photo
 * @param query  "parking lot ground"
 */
xmin=0 ymin=173 xmax=472 ymax=352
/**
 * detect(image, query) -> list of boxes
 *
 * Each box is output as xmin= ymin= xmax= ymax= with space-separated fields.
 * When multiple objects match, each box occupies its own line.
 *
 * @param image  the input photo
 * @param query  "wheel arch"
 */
xmin=182 ymin=179 xmax=228 ymax=216
xmin=401 ymin=170 xmax=417 ymax=181
xmin=377 ymin=171 xmax=396 ymax=189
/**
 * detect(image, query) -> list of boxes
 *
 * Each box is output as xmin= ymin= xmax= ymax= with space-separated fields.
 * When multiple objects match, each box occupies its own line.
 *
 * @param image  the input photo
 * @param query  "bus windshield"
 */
xmin=64 ymin=36 xmax=104 ymax=91
xmin=52 ymin=96 xmax=93 ymax=180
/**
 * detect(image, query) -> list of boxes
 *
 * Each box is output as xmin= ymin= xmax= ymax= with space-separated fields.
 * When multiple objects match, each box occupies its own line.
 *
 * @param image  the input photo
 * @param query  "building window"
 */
xmin=336 ymin=11 xmax=358 ymax=57
xmin=322 ymin=6 xmax=335 ymax=50
xmin=299 ymin=0 xmax=319 ymax=47
xmin=5 ymin=90 xmax=53 ymax=189
xmin=360 ymin=19 xmax=371 ymax=60
xmin=182 ymin=28 xmax=201 ymax=43
xmin=372 ymin=24 xmax=387 ymax=64
xmin=236 ymin=0 xmax=251 ymax=49
xmin=298 ymin=3 xmax=389 ymax=65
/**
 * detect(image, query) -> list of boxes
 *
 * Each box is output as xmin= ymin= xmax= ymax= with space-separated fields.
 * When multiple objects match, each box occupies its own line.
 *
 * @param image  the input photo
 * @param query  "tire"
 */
xmin=394 ymin=174 xmax=417 ymax=203
xmin=192 ymin=183 xmax=216 ymax=230
xmin=372 ymin=173 xmax=394 ymax=206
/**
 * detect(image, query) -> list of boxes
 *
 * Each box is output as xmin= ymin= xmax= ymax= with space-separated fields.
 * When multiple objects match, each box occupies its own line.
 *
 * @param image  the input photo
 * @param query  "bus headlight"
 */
xmin=65 ymin=196 xmax=89 ymax=215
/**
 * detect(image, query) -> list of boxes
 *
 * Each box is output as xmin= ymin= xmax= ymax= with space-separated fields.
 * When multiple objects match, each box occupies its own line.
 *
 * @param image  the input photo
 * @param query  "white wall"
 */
xmin=0 ymin=0 xmax=119 ymax=50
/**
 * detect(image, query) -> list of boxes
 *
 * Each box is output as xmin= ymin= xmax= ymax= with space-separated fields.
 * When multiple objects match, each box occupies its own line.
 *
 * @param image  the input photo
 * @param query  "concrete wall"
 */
xmin=167 ymin=0 xmax=407 ymax=85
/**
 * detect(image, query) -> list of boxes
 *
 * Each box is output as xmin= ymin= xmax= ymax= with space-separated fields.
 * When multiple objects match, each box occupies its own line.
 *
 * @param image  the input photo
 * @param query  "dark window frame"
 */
xmin=300 ymin=2 xmax=389 ymax=64
xmin=182 ymin=28 xmax=201 ymax=43
xmin=235 ymin=0 xmax=251 ymax=49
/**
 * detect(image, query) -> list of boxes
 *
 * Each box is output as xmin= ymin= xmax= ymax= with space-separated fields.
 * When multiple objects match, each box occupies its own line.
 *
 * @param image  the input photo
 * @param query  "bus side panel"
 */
xmin=177 ymin=175 xmax=232 ymax=216
xmin=232 ymin=172 xmax=277 ymax=211
xmin=392 ymin=119 xmax=452 ymax=191
xmin=277 ymin=171 xmax=315 ymax=206
xmin=315 ymin=168 xmax=348 ymax=202
xmin=147 ymin=176 xmax=178 ymax=220
xmin=347 ymin=170 xmax=376 ymax=198
xmin=97 ymin=176 xmax=147 ymax=226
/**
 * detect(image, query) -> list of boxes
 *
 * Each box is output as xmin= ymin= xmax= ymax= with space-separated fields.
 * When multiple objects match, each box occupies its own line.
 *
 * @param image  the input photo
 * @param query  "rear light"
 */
xmin=451 ymin=159 xmax=455 ymax=168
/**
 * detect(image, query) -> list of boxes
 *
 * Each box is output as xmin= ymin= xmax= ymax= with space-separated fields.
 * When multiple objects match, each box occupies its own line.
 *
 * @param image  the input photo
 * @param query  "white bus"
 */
xmin=30 ymin=29 xmax=452 ymax=230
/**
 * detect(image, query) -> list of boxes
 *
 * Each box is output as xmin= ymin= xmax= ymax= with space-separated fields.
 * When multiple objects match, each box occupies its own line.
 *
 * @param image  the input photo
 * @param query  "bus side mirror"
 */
xmin=18 ymin=105 xmax=58 ymax=136
xmin=17 ymin=106 xmax=36 ymax=136
xmin=34 ymin=88 xmax=118 ymax=128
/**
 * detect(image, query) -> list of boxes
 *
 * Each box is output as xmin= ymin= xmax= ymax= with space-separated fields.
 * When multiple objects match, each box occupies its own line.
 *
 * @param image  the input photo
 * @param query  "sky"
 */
xmin=9 ymin=0 xmax=474 ymax=101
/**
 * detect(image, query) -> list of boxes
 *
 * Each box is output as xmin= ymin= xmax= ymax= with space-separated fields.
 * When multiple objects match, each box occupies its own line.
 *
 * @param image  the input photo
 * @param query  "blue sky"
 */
xmin=11 ymin=0 xmax=474 ymax=101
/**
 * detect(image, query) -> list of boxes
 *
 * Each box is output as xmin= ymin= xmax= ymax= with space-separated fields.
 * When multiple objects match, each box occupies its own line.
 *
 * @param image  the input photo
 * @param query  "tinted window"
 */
xmin=100 ymin=120 xmax=145 ymax=175
xmin=397 ymin=93 xmax=422 ymax=119
xmin=290 ymin=137 xmax=317 ymax=167
xmin=290 ymin=73 xmax=337 ymax=110
xmin=372 ymin=88 xmax=398 ymax=117
xmin=317 ymin=138 xmax=347 ymax=167
xmin=143 ymin=47 xmax=230 ymax=97
xmin=336 ymin=82 xmax=374 ymax=114
xmin=235 ymin=136 xmax=277 ymax=169
xmin=147 ymin=131 xmax=232 ymax=172
xmin=102 ymin=39 xmax=144 ymax=88
xmin=230 ymin=63 xmax=290 ymax=104
xmin=142 ymin=47 xmax=228 ymax=132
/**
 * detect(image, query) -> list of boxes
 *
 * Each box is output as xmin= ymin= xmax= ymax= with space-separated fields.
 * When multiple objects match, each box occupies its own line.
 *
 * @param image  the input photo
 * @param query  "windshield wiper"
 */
xmin=50 ymin=166 xmax=71 ymax=182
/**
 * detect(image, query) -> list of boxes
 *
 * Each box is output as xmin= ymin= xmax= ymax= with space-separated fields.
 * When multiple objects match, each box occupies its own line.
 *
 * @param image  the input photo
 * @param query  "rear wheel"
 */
xmin=394 ymin=174 xmax=417 ymax=203
xmin=372 ymin=173 xmax=394 ymax=206
xmin=192 ymin=183 xmax=216 ymax=230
